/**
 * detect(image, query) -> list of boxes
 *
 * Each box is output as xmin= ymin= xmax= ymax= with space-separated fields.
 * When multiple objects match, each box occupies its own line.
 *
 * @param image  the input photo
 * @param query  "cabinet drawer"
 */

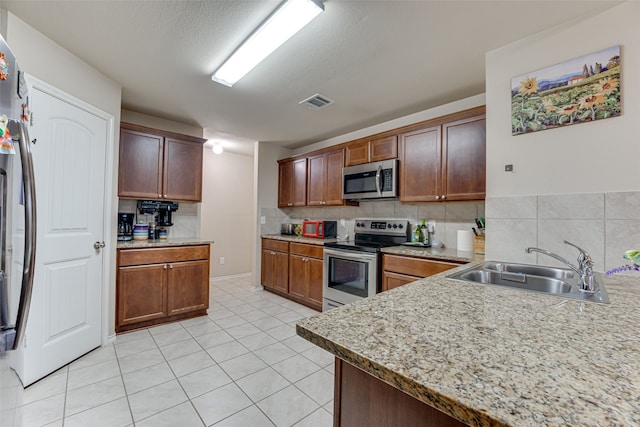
xmin=262 ymin=238 xmax=289 ymax=252
xmin=383 ymin=254 xmax=462 ymax=278
xmin=118 ymin=245 xmax=210 ymax=267
xmin=289 ymin=242 xmax=323 ymax=259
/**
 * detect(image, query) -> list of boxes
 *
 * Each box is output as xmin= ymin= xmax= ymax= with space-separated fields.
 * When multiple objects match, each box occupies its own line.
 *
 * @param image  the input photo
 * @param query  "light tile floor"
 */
xmin=1 ymin=276 xmax=334 ymax=426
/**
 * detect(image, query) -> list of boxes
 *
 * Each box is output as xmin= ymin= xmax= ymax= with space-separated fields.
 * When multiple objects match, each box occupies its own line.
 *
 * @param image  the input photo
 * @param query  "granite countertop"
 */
xmin=117 ymin=238 xmax=214 ymax=249
xmin=297 ymin=264 xmax=640 ymax=426
xmin=261 ymin=234 xmax=337 ymax=246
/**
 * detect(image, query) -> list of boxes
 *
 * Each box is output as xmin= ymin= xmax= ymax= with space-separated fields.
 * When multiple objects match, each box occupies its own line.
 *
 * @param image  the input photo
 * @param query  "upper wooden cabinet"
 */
xmin=278 ymin=158 xmax=307 ymax=208
xmin=399 ymin=112 xmax=486 ymax=202
xmin=119 ymin=123 xmax=205 ymax=202
xmin=307 ymin=148 xmax=344 ymax=206
xmin=345 ymin=135 xmax=398 ymax=166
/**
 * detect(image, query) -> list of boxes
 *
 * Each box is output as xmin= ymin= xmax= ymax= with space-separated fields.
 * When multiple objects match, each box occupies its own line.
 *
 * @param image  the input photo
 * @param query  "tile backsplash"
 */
xmin=118 ymin=199 xmax=200 ymax=239
xmin=260 ymin=200 xmax=485 ymax=249
xmin=485 ymin=191 xmax=640 ymax=274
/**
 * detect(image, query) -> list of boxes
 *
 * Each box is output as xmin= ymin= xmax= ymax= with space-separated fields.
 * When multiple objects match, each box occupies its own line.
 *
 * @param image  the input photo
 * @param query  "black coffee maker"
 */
xmin=118 ymin=213 xmax=135 ymax=241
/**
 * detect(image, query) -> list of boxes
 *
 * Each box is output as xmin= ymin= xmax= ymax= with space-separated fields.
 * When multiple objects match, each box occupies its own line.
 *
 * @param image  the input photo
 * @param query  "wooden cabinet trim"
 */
xmin=120 ymin=122 xmax=206 ymax=145
xmin=345 ymin=139 xmax=370 ymax=166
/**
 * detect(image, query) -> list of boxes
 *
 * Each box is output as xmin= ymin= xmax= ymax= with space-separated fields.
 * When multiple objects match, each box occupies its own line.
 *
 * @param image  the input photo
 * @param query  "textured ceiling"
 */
xmin=1 ymin=0 xmax=619 ymax=154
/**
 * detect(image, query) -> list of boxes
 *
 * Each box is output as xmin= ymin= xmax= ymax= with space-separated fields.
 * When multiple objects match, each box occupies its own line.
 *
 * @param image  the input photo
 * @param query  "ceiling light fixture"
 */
xmin=212 ymin=143 xmax=224 ymax=154
xmin=212 ymin=0 xmax=324 ymax=87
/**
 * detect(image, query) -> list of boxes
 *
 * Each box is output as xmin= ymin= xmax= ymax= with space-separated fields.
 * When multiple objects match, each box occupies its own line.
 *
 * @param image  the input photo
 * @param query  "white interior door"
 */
xmin=12 ymin=83 xmax=108 ymax=386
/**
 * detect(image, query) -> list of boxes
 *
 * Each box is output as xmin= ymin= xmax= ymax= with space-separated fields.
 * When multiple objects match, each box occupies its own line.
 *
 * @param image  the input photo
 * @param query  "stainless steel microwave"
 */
xmin=342 ymin=159 xmax=398 ymax=200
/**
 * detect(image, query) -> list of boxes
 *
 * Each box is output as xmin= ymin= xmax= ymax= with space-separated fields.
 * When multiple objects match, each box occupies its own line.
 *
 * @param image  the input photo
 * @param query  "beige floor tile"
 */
xmin=191 ymin=383 xmax=252 ymax=426
xmin=135 ymin=401 xmax=204 ymax=427
xmin=272 ymin=354 xmax=321 ymax=383
xmin=235 ymin=367 xmax=290 ymax=403
xmin=178 ymin=364 xmax=232 ymax=399
xmin=293 ymin=408 xmax=333 ymax=427
xmin=64 ymin=397 xmax=132 ymax=427
xmin=219 ymin=353 xmax=267 ymax=380
xmin=257 ymin=385 xmax=319 ymax=427
xmin=128 ymin=379 xmax=188 ymax=421
xmin=295 ymin=369 xmax=334 ymax=406
xmin=168 ymin=350 xmax=216 ymax=377
xmin=65 ymin=375 xmax=125 ymax=416
xmin=253 ymin=342 xmax=297 ymax=365
xmin=212 ymin=405 xmax=275 ymax=427
xmin=206 ymin=341 xmax=249 ymax=363
xmin=122 ymin=362 xmax=175 ymax=395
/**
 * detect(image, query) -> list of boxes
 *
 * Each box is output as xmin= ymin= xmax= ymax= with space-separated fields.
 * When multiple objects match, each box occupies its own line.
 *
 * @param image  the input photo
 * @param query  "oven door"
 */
xmin=323 ymin=248 xmax=378 ymax=310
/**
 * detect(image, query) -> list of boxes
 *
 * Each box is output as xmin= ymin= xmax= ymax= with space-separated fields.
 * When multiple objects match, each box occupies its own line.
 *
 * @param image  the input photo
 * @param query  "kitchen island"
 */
xmin=297 ymin=263 xmax=640 ymax=426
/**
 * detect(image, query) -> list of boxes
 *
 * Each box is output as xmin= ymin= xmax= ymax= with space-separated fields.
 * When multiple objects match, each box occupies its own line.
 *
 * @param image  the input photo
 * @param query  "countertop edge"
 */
xmin=117 ymin=239 xmax=214 ymax=249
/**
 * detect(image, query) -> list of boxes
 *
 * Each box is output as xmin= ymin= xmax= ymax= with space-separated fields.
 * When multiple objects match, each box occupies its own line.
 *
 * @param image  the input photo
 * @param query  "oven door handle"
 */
xmin=324 ymin=248 xmax=377 ymax=262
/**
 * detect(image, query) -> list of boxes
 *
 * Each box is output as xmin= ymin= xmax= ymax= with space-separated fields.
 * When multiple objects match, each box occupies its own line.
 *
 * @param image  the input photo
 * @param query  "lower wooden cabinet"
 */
xmin=288 ymin=243 xmax=323 ymax=311
xmin=381 ymin=254 xmax=463 ymax=292
xmin=334 ymin=358 xmax=466 ymax=427
xmin=261 ymin=239 xmax=290 ymax=294
xmin=116 ymin=244 xmax=210 ymax=332
xmin=261 ymin=238 xmax=323 ymax=311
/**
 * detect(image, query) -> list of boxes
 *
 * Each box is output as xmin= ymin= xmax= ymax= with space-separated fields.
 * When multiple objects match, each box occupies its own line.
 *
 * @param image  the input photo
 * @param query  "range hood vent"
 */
xmin=299 ymin=93 xmax=334 ymax=109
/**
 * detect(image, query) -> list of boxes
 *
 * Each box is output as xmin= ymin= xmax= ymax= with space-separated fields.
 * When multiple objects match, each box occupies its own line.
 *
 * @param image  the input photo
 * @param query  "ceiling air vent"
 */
xmin=299 ymin=93 xmax=334 ymax=110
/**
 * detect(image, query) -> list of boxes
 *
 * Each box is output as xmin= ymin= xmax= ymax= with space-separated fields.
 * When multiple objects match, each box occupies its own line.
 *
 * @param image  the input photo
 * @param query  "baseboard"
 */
xmin=210 ymin=272 xmax=252 ymax=282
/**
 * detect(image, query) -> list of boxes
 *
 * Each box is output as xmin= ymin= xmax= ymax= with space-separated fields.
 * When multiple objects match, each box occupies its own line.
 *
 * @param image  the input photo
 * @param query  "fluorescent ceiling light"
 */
xmin=212 ymin=0 xmax=324 ymax=87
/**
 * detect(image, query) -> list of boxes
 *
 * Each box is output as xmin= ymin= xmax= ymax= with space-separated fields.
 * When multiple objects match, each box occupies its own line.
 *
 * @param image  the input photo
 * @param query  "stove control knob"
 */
xmin=393 ymin=224 xmax=398 ymax=229
xmin=387 ymin=224 xmax=392 ymax=228
xmin=398 ymin=224 xmax=403 ymax=229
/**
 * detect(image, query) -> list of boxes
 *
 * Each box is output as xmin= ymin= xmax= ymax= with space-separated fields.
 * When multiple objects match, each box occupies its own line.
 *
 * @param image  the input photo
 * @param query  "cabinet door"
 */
xmin=163 ymin=138 xmax=203 ymax=202
xmin=292 ymin=158 xmax=307 ymax=206
xmin=117 ymin=264 xmax=167 ymax=327
xmin=307 ymin=154 xmax=325 ymax=206
xmin=274 ymin=251 xmax=289 ymax=293
xmin=382 ymin=271 xmax=419 ymax=292
xmin=288 ymin=254 xmax=307 ymax=300
xmin=324 ymin=149 xmax=344 ymax=206
xmin=278 ymin=161 xmax=294 ymax=208
xmin=118 ymin=128 xmax=163 ymax=199
xmin=261 ymin=249 xmax=276 ymax=289
xmin=399 ymin=126 xmax=441 ymax=203
xmin=345 ymin=140 xmax=369 ymax=166
xmin=167 ymin=260 xmax=209 ymax=316
xmin=442 ymin=115 xmax=486 ymax=201
xmin=307 ymin=257 xmax=323 ymax=309
xmin=369 ymin=135 xmax=398 ymax=162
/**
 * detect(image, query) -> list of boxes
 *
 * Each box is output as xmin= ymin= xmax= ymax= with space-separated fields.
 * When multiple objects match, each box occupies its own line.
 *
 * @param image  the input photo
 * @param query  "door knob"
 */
xmin=93 ymin=241 xmax=106 ymax=250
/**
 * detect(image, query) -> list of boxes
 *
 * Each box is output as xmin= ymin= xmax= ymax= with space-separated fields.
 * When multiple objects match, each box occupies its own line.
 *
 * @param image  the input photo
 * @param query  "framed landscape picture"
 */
xmin=511 ymin=45 xmax=621 ymax=135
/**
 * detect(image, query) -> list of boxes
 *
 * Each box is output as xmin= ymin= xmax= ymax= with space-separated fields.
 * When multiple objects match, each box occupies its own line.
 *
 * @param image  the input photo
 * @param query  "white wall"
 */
xmin=201 ymin=148 xmax=254 ymax=278
xmin=484 ymin=1 xmax=640 ymax=270
xmin=2 ymin=11 xmax=122 ymax=340
xmin=486 ymin=1 xmax=639 ymax=197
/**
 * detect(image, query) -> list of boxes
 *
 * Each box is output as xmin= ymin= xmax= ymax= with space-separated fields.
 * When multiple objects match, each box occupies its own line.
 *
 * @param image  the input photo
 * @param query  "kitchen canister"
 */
xmin=133 ymin=223 xmax=149 ymax=241
xmin=158 ymin=229 xmax=168 ymax=240
xmin=457 ymin=230 xmax=474 ymax=252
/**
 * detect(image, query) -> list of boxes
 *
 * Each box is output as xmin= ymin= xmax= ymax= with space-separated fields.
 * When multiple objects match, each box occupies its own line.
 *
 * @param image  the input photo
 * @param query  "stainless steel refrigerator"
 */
xmin=0 ymin=33 xmax=36 ymax=353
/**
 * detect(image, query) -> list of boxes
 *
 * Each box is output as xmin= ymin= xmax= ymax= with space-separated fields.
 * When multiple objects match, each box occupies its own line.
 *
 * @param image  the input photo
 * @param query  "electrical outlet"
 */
xmin=219 ymin=257 xmax=225 ymax=265
xmin=427 ymin=220 xmax=436 ymax=233
xmin=505 ymin=164 xmax=514 ymax=172
xmin=260 ymin=216 xmax=266 ymax=224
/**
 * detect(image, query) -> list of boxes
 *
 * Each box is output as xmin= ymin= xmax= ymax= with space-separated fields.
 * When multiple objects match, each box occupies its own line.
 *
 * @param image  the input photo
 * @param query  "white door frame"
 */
xmin=27 ymin=75 xmax=115 ymax=347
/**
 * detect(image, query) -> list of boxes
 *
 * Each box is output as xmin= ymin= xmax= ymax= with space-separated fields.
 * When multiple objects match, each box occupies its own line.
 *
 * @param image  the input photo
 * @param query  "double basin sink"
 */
xmin=447 ymin=261 xmax=609 ymax=304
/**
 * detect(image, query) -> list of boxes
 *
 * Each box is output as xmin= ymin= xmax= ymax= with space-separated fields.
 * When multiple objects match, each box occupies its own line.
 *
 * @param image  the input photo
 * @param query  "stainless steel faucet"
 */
xmin=526 ymin=240 xmax=595 ymax=292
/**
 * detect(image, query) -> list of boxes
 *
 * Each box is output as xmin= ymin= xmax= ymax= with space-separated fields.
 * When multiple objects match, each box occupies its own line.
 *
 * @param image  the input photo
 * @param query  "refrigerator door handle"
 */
xmin=11 ymin=120 xmax=37 ymax=350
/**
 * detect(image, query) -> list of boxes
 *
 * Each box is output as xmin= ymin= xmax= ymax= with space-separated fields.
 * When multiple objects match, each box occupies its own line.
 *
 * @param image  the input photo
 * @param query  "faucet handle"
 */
xmin=563 ymin=240 xmax=593 ymax=268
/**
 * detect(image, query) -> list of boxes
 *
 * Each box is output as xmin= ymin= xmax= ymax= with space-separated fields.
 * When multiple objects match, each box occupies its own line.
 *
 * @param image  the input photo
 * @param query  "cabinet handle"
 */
xmin=288 ymin=203 xmax=293 ymax=206
xmin=271 ymin=251 xmax=276 ymax=255
xmin=169 ymin=264 xmax=173 ymax=269
xmin=435 ymin=195 xmax=440 ymax=200
xmin=441 ymin=195 xmax=446 ymax=200
xmin=163 ymin=264 xmax=168 ymax=270
xmin=159 ymin=194 xmax=162 ymax=198
xmin=164 ymin=194 xmax=167 ymax=198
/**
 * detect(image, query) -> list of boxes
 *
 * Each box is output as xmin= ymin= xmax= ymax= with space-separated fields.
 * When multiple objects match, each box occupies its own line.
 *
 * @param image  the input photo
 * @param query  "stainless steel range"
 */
xmin=322 ymin=219 xmax=410 ymax=311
